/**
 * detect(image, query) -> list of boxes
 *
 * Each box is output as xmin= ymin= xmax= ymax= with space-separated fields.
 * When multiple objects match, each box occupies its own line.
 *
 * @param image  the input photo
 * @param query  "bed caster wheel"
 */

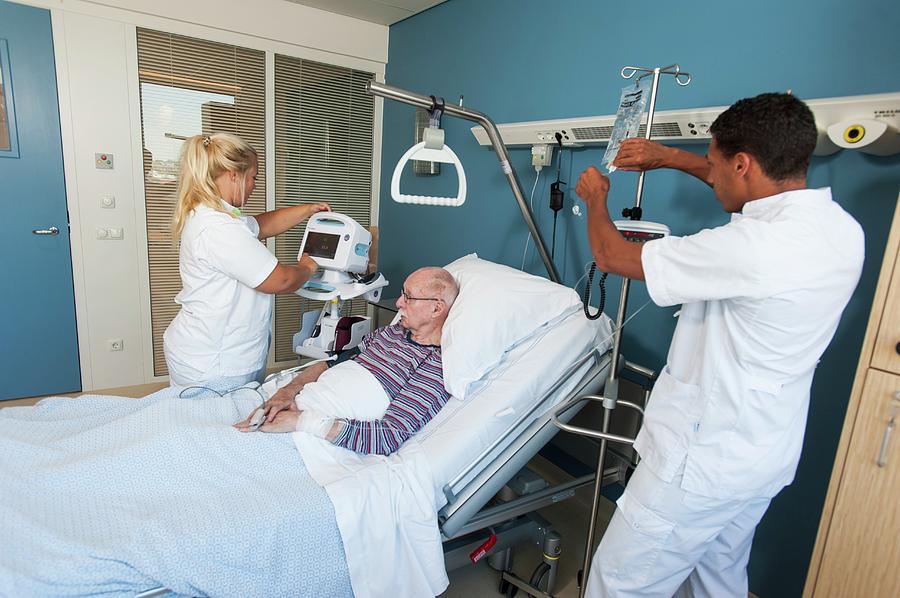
xmin=498 ymin=577 xmax=517 ymax=597
xmin=577 ymin=568 xmax=584 ymax=588
xmin=529 ymin=562 xmax=551 ymax=592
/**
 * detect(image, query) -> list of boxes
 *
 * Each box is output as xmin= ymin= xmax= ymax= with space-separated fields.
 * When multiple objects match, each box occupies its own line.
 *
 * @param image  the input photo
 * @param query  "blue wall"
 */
xmin=380 ymin=1 xmax=900 ymax=595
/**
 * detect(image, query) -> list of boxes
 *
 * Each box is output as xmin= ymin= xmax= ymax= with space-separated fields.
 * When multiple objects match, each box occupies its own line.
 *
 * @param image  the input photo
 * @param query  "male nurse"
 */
xmin=576 ymin=93 xmax=864 ymax=597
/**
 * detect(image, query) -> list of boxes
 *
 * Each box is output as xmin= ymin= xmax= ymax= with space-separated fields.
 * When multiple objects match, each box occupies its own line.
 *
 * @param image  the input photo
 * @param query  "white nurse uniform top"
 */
xmin=164 ymin=202 xmax=278 ymax=387
xmin=637 ymin=187 xmax=865 ymax=499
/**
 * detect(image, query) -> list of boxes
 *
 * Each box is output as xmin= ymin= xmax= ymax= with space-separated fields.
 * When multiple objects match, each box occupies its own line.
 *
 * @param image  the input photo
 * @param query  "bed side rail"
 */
xmin=438 ymin=351 xmax=612 ymax=538
xmin=443 ymin=347 xmax=605 ymax=502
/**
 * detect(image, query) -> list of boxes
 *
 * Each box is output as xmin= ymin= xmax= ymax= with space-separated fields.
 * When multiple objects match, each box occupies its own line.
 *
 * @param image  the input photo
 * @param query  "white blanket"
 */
xmin=262 ymin=361 xmax=449 ymax=598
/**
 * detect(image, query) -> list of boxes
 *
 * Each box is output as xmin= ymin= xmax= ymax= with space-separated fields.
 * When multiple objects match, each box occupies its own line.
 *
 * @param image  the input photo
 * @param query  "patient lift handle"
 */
xmin=368 ymin=80 xmax=561 ymax=283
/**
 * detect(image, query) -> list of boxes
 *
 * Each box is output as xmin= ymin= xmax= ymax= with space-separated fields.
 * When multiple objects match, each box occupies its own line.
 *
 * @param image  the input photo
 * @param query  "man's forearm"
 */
xmin=614 ymin=139 xmax=712 ymax=187
xmin=586 ymin=201 xmax=645 ymax=281
xmin=665 ymin=146 xmax=712 ymax=186
xmin=294 ymin=361 xmax=328 ymax=388
xmin=282 ymin=361 xmax=328 ymax=398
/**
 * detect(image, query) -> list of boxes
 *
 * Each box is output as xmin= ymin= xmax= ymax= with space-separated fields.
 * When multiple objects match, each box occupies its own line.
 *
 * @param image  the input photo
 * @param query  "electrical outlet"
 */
xmin=531 ymin=144 xmax=553 ymax=168
xmin=536 ymin=130 xmax=572 ymax=143
xmin=108 ymin=339 xmax=124 ymax=352
xmin=687 ymin=121 xmax=711 ymax=137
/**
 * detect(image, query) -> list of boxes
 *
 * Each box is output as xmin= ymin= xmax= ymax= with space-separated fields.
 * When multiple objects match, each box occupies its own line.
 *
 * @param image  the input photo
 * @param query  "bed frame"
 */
xmin=438 ymin=347 xmax=634 ymax=597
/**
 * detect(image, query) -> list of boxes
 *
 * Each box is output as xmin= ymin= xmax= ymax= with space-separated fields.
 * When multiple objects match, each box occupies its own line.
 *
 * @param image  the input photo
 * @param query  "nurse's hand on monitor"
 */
xmin=299 ymin=253 xmax=318 ymax=274
xmin=304 ymin=202 xmax=332 ymax=216
xmin=255 ymin=202 xmax=333 ymax=241
xmin=255 ymin=254 xmax=319 ymax=294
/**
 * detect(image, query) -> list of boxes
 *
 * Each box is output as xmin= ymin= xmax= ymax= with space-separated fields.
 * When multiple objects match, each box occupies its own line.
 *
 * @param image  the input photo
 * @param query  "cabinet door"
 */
xmin=872 ymin=250 xmax=900 ymax=374
xmin=815 ymin=369 xmax=900 ymax=597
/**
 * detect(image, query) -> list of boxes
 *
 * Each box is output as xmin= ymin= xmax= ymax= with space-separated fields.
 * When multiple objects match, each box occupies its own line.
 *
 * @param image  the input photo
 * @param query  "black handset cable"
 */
xmin=549 ymin=133 xmax=565 ymax=260
xmin=583 ymin=263 xmax=608 ymax=320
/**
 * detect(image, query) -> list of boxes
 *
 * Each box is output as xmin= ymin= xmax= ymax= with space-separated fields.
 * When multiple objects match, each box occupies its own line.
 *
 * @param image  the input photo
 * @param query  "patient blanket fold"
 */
xmin=278 ymin=362 xmax=449 ymax=598
xmin=295 ymin=434 xmax=448 ymax=598
xmin=0 ymin=385 xmax=353 ymax=597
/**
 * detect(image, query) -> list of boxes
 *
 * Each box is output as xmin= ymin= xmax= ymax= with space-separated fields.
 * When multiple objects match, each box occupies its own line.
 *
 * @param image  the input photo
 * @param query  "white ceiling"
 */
xmin=284 ymin=0 xmax=446 ymax=26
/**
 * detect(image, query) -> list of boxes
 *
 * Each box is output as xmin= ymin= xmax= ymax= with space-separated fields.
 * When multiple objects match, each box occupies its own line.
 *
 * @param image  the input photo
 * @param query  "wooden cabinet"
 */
xmin=805 ymin=194 xmax=900 ymax=598
xmin=872 ymin=258 xmax=900 ymax=375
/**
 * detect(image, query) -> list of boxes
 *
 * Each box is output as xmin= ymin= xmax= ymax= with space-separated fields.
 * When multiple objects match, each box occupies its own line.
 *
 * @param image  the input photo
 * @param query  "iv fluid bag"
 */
xmin=602 ymin=79 xmax=651 ymax=173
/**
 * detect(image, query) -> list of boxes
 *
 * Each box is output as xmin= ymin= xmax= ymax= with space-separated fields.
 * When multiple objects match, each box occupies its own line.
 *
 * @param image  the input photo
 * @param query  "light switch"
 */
xmin=101 ymin=194 xmax=116 ymax=209
xmin=96 ymin=227 xmax=123 ymax=240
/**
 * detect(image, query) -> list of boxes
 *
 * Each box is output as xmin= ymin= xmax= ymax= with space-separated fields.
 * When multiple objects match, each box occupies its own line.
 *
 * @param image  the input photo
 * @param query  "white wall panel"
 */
xmin=57 ymin=12 xmax=147 ymax=389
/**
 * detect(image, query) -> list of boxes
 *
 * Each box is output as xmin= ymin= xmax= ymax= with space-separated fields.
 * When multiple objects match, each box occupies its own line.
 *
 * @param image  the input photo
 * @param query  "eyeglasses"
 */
xmin=401 ymin=288 xmax=441 ymax=303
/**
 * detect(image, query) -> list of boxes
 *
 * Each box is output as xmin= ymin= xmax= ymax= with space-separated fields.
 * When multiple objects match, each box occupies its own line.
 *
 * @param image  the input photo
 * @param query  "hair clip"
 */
xmin=202 ymin=135 xmax=211 ymax=147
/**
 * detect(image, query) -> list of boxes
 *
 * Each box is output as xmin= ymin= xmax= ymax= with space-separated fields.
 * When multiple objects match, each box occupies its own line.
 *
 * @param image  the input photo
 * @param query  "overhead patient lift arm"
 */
xmin=367 ymin=80 xmax=561 ymax=284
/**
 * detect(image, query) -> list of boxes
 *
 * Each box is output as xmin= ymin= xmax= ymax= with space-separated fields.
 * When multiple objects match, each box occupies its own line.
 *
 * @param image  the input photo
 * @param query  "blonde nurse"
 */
xmin=164 ymin=133 xmax=328 ymax=387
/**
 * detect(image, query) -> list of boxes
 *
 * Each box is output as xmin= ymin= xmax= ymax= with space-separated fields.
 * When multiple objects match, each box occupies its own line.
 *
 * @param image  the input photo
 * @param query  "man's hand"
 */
xmin=612 ymin=138 xmax=675 ymax=171
xmin=576 ymin=166 xmax=611 ymax=207
xmin=232 ymin=387 xmax=298 ymax=430
xmin=235 ymin=409 xmax=300 ymax=433
xmin=264 ymin=384 xmax=301 ymax=422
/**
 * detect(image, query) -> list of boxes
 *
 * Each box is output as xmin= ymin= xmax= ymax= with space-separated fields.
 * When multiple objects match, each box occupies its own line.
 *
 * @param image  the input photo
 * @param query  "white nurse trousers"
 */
xmin=585 ymin=462 xmax=771 ymax=598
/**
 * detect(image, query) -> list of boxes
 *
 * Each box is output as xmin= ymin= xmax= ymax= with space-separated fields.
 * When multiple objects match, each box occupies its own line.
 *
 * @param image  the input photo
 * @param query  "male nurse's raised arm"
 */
xmin=613 ymin=138 xmax=712 ymax=187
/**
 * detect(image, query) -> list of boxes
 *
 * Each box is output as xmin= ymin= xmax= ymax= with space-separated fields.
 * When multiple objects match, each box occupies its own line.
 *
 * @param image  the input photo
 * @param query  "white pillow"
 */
xmin=440 ymin=254 xmax=582 ymax=399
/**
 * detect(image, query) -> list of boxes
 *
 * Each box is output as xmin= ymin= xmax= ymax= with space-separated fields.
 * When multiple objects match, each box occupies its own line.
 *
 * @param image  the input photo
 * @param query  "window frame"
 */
xmin=130 ymin=25 xmax=384 ymax=380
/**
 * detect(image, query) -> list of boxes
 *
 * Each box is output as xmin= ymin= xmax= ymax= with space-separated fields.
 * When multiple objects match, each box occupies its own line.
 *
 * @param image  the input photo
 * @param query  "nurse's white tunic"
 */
xmin=164 ymin=202 xmax=277 ymax=386
xmin=636 ymin=187 xmax=864 ymax=499
xmin=586 ymin=187 xmax=865 ymax=598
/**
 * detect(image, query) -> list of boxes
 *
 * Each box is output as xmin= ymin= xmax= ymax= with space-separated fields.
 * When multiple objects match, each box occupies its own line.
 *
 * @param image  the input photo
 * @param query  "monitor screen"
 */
xmin=304 ymin=231 xmax=340 ymax=259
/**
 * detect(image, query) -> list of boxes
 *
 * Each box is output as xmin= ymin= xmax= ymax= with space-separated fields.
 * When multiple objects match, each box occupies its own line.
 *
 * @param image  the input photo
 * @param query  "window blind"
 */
xmin=273 ymin=54 xmax=375 ymax=363
xmin=137 ymin=28 xmax=266 ymax=376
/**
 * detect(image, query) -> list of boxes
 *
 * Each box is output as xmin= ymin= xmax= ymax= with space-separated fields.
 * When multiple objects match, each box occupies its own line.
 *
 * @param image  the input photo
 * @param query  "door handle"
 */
xmin=876 ymin=391 xmax=900 ymax=468
xmin=32 ymin=226 xmax=59 ymax=235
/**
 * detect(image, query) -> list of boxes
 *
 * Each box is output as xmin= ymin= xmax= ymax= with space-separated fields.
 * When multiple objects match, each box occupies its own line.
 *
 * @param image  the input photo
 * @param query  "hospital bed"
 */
xmin=436 ymin=332 xmax=652 ymax=598
xmin=0 ymin=261 xmax=650 ymax=598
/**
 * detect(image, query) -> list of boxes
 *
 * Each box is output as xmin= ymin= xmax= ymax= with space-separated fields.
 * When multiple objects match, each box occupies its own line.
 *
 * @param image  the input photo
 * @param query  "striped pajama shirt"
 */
xmin=330 ymin=324 xmax=450 ymax=456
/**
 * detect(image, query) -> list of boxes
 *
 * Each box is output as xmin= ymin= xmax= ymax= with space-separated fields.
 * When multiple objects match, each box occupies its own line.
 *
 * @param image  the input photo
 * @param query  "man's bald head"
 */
xmin=409 ymin=267 xmax=459 ymax=309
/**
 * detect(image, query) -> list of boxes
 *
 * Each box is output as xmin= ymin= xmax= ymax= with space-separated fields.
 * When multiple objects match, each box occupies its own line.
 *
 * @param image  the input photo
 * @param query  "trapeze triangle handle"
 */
xmin=391 ymin=141 xmax=467 ymax=207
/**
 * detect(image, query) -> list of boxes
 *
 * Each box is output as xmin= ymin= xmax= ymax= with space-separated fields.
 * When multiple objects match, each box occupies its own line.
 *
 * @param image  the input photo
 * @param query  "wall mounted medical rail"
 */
xmin=552 ymin=64 xmax=689 ymax=598
xmin=367 ymin=80 xmax=561 ymax=284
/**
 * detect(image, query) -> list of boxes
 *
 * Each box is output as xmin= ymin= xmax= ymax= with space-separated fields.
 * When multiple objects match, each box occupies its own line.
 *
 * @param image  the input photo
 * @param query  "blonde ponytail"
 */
xmin=172 ymin=133 xmax=258 ymax=240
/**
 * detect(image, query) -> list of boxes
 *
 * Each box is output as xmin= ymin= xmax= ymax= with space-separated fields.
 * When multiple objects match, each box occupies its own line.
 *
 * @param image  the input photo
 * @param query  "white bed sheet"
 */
xmin=416 ymin=308 xmax=614 ymax=505
xmin=265 ymin=310 xmax=613 ymax=598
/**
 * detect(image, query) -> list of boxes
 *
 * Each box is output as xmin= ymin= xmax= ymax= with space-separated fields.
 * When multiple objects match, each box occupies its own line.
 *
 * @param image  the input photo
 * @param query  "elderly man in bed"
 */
xmin=235 ymin=266 xmax=459 ymax=456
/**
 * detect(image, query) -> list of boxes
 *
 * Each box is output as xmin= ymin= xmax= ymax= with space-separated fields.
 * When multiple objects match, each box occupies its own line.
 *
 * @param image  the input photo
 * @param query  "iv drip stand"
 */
xmin=561 ymin=64 xmax=691 ymax=598
xmin=608 ymin=64 xmax=691 ymax=402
